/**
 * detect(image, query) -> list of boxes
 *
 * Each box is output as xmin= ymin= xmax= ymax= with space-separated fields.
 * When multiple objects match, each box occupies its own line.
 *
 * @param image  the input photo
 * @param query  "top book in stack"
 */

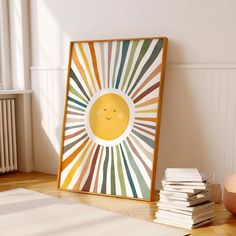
xmin=164 ymin=168 xmax=207 ymax=182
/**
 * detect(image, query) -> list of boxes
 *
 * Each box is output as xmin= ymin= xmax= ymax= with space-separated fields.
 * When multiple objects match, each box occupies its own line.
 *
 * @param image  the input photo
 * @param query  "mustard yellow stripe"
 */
xmin=135 ymin=109 xmax=157 ymax=113
xmin=61 ymin=141 xmax=92 ymax=188
xmin=78 ymin=43 xmax=97 ymax=92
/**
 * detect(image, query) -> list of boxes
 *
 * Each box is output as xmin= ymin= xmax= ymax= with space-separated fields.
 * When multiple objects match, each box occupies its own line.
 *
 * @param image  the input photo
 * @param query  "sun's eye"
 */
xmin=114 ymin=109 xmax=116 ymax=112
xmin=104 ymin=108 xmax=106 ymax=111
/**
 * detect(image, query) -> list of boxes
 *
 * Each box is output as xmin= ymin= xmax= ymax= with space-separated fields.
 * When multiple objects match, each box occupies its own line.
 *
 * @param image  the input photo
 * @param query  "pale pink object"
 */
xmin=223 ymin=174 xmax=236 ymax=215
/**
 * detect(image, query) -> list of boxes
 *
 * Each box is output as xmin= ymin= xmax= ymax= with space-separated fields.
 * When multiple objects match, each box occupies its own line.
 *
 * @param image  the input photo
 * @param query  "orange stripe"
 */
xmin=62 ymin=137 xmax=89 ymax=170
xmin=72 ymin=45 xmax=93 ymax=97
xmin=89 ymin=42 xmax=102 ymax=89
xmin=135 ymin=117 xmax=157 ymax=122
xmin=78 ymin=43 xmax=97 ymax=92
xmin=61 ymin=141 xmax=93 ymax=189
xmin=135 ymin=97 xmax=159 ymax=108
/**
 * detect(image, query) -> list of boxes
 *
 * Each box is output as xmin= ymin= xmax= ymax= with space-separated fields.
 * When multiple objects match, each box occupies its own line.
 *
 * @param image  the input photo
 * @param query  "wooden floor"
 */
xmin=0 ymin=171 xmax=236 ymax=235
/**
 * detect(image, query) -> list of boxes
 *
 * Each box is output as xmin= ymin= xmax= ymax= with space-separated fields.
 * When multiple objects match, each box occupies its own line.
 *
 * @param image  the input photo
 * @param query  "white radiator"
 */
xmin=0 ymin=99 xmax=17 ymax=173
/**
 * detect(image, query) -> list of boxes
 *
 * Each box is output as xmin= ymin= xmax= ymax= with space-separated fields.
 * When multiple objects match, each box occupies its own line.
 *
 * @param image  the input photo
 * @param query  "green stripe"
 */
xmin=112 ymin=42 xmax=121 ymax=88
xmin=120 ymin=144 xmax=138 ymax=198
xmin=68 ymin=104 xmax=85 ymax=112
xmin=128 ymin=40 xmax=163 ymax=95
xmin=115 ymin=41 xmax=130 ymax=89
xmin=121 ymin=41 xmax=139 ymax=90
xmin=69 ymin=85 xmax=88 ymax=104
xmin=116 ymin=146 xmax=126 ymax=196
xmin=110 ymin=147 xmax=116 ymax=195
xmin=125 ymin=40 xmax=152 ymax=92
xmin=70 ymin=68 xmax=90 ymax=101
xmin=123 ymin=141 xmax=150 ymax=200
xmin=101 ymin=147 xmax=109 ymax=194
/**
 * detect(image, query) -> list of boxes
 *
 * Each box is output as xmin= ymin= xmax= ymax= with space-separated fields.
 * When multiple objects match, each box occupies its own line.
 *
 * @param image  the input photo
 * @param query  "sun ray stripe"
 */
xmin=125 ymin=40 xmax=152 ymax=93
xmin=132 ymin=129 xmax=154 ymax=149
xmin=135 ymin=117 xmax=157 ymax=123
xmin=135 ymin=97 xmax=159 ymax=108
xmin=82 ymin=145 xmax=101 ymax=192
xmin=67 ymin=104 xmax=85 ymax=113
xmin=70 ymin=68 xmax=90 ymax=101
xmin=116 ymin=145 xmax=126 ymax=196
xmin=64 ymin=128 xmax=86 ymax=140
xmin=78 ymin=43 xmax=97 ymax=93
xmin=69 ymin=85 xmax=88 ymax=104
xmin=119 ymin=144 xmax=138 ymax=198
xmin=127 ymin=40 xmax=163 ymax=95
xmin=134 ymin=122 xmax=156 ymax=130
xmin=123 ymin=141 xmax=150 ymax=199
xmin=63 ymin=133 xmax=87 ymax=154
xmin=101 ymin=147 xmax=109 ymax=194
xmin=88 ymin=42 xmax=102 ymax=90
xmin=72 ymin=45 xmax=93 ymax=97
xmin=66 ymin=111 xmax=84 ymax=116
xmin=133 ymin=82 xmax=159 ymax=104
xmin=110 ymin=147 xmax=116 ymax=195
xmin=107 ymin=42 xmax=112 ymax=88
xmin=93 ymin=146 xmax=104 ymax=193
xmin=126 ymin=137 xmax=151 ymax=177
xmin=135 ymin=109 xmax=157 ymax=114
xmin=120 ymin=40 xmax=139 ymax=90
xmin=129 ymin=134 xmax=153 ymax=162
xmin=62 ymin=137 xmax=90 ymax=170
xmin=99 ymin=43 xmax=106 ymax=89
xmin=115 ymin=41 xmax=130 ymax=89
xmin=61 ymin=141 xmax=93 ymax=188
xmin=131 ymin=64 xmax=162 ymax=100
xmin=66 ymin=118 xmax=84 ymax=124
xmin=68 ymin=96 xmax=87 ymax=108
xmin=65 ymin=124 xmax=84 ymax=131
xmin=72 ymin=143 xmax=97 ymax=190
xmin=111 ymin=42 xmax=121 ymax=88
xmin=133 ymin=125 xmax=155 ymax=137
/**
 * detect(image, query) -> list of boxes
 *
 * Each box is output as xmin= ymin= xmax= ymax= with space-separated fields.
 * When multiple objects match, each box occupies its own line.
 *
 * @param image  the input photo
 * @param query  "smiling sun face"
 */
xmin=89 ymin=93 xmax=130 ymax=140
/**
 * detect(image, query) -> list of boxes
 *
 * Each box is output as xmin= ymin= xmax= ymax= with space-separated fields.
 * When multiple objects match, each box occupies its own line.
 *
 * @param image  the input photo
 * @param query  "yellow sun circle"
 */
xmin=89 ymin=93 xmax=130 ymax=140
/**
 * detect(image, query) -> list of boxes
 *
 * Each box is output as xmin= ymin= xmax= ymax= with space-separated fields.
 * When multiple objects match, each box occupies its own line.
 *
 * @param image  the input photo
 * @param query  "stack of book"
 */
xmin=154 ymin=168 xmax=214 ymax=229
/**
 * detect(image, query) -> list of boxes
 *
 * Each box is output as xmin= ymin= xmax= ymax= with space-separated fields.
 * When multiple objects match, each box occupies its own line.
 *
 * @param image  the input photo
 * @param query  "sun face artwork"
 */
xmin=58 ymin=37 xmax=168 ymax=201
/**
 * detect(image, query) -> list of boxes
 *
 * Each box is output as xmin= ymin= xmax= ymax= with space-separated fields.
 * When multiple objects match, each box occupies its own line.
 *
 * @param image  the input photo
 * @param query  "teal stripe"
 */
xmin=68 ymin=96 xmax=87 ymax=108
xmin=112 ymin=42 xmax=121 ymax=88
xmin=125 ymin=40 xmax=152 ymax=92
xmin=120 ymin=145 xmax=138 ymax=198
xmin=123 ymin=141 xmax=150 ymax=200
xmin=115 ymin=41 xmax=130 ymax=89
xmin=70 ymin=68 xmax=90 ymax=101
xmin=128 ymin=40 xmax=163 ymax=95
xmin=110 ymin=147 xmax=116 ymax=195
xmin=132 ymin=129 xmax=154 ymax=149
xmin=101 ymin=147 xmax=109 ymax=194
xmin=65 ymin=124 xmax=84 ymax=130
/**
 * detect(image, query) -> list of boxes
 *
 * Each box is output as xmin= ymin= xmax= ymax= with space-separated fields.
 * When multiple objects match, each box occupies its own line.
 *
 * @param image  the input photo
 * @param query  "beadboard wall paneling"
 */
xmin=31 ymin=65 xmax=236 ymax=189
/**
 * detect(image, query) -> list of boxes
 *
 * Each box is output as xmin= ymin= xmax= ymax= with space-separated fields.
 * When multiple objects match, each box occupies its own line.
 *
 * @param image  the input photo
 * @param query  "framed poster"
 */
xmin=58 ymin=37 xmax=168 ymax=201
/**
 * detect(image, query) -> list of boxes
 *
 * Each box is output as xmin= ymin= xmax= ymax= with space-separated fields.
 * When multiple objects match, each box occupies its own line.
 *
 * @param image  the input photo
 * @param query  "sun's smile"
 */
xmin=89 ymin=93 xmax=130 ymax=140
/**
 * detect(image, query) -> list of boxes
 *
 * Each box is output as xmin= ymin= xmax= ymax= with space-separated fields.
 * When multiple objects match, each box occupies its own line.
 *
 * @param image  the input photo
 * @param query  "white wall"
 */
xmin=30 ymin=0 xmax=236 ymax=189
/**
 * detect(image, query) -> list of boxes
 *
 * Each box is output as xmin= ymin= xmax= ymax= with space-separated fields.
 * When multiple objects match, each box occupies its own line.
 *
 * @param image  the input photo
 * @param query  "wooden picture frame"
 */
xmin=58 ymin=37 xmax=168 ymax=201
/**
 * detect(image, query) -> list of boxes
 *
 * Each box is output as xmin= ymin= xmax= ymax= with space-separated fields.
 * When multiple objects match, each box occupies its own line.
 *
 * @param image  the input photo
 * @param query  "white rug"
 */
xmin=0 ymin=188 xmax=188 ymax=236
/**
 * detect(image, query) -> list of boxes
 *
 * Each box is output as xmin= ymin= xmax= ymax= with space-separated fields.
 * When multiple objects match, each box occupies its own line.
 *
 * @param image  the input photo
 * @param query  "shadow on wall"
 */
xmin=31 ymin=69 xmax=67 ymax=174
